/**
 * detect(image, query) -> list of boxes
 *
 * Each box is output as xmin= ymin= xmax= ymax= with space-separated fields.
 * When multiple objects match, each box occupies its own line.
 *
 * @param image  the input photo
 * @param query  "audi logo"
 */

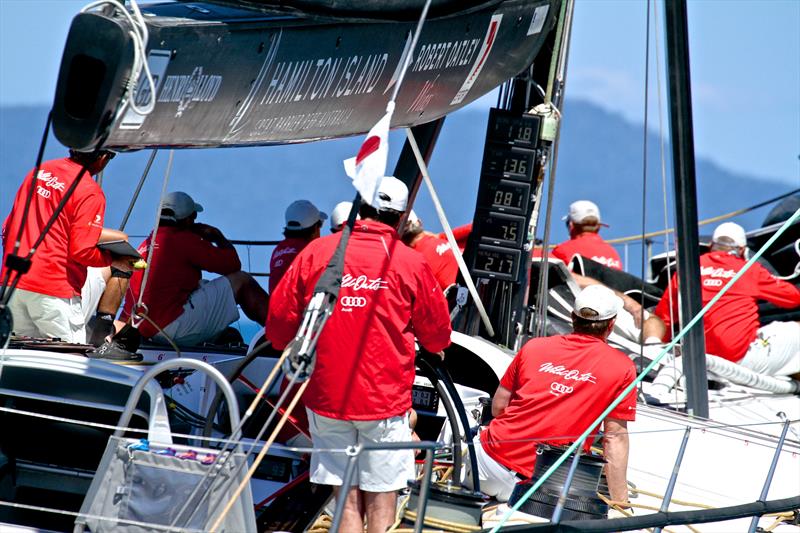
xmin=703 ymin=278 xmax=723 ymax=287
xmin=550 ymin=382 xmax=574 ymax=395
xmin=340 ymin=296 xmax=367 ymax=308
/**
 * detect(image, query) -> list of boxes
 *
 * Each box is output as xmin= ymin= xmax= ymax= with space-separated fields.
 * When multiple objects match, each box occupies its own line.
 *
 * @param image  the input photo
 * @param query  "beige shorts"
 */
xmin=153 ymin=276 xmax=239 ymax=346
xmin=306 ymin=409 xmax=415 ymax=492
xmin=739 ymin=321 xmax=800 ymax=376
xmin=7 ymin=288 xmax=85 ymax=343
xmin=465 ymin=433 xmax=519 ymax=502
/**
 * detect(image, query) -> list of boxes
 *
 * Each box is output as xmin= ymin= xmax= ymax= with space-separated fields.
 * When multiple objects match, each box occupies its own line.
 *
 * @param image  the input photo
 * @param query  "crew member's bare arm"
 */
xmin=98 ymin=228 xmax=128 ymax=243
xmin=603 ymin=418 xmax=631 ymax=506
xmin=642 ymin=315 xmax=667 ymax=343
xmin=492 ymin=385 xmax=512 ymax=418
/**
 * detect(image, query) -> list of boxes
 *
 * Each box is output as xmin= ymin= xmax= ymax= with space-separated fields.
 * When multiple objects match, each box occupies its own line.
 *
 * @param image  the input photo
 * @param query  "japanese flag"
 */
xmin=344 ymin=101 xmax=395 ymax=208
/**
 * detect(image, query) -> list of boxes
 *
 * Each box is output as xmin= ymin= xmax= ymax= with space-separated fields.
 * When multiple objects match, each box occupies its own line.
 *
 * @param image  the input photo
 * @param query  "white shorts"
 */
xmin=465 ymin=433 xmax=519 ymax=502
xmin=7 ymin=288 xmax=85 ymax=343
xmin=154 ymin=276 xmax=239 ymax=346
xmin=739 ymin=321 xmax=800 ymax=376
xmin=80 ymin=267 xmax=108 ymax=324
xmin=306 ymin=409 xmax=415 ymax=492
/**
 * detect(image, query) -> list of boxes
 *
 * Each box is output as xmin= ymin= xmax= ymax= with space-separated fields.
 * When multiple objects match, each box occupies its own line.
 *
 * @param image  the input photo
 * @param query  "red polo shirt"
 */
xmin=552 ymin=232 xmax=622 ymax=271
xmin=655 ymin=251 xmax=800 ymax=362
xmin=411 ymin=234 xmax=458 ymax=290
xmin=121 ymin=226 xmax=241 ymax=338
xmin=269 ymin=237 xmax=311 ymax=294
xmin=267 ymin=219 xmax=452 ymax=420
xmin=1 ymin=157 xmax=110 ymax=298
xmin=480 ymin=334 xmax=637 ymax=477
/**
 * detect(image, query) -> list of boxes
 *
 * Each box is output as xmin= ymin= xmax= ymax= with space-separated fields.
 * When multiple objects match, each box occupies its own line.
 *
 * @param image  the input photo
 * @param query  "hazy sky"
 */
xmin=0 ymin=0 xmax=798 ymax=186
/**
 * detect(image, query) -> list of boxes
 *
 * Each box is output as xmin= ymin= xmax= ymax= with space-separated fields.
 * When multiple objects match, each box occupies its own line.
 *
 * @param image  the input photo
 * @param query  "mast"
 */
xmin=664 ymin=0 xmax=708 ymax=418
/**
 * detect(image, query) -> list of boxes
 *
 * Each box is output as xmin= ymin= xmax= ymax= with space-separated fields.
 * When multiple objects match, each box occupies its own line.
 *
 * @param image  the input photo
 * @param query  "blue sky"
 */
xmin=0 ymin=0 xmax=798 ymax=186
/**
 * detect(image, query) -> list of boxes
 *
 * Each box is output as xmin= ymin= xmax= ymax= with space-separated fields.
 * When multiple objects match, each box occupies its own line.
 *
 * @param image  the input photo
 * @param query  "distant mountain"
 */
xmin=1 ymin=100 xmax=789 ymax=278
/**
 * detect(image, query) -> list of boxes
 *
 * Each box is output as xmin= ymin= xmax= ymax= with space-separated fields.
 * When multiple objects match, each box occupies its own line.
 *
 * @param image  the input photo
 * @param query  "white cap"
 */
xmin=375 ymin=176 xmax=409 ymax=211
xmin=161 ymin=191 xmax=203 ymax=221
xmin=573 ymin=285 xmax=623 ymax=321
xmin=563 ymin=200 xmax=606 ymax=226
xmin=330 ymin=201 xmax=356 ymax=230
xmin=712 ymin=222 xmax=747 ymax=248
xmin=407 ymin=210 xmax=420 ymax=224
xmin=285 ymin=200 xmax=327 ymax=230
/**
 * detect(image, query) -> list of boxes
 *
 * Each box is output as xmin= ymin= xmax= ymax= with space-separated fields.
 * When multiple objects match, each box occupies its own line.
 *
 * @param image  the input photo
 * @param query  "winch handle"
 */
xmin=114 ymin=358 xmax=243 ymax=450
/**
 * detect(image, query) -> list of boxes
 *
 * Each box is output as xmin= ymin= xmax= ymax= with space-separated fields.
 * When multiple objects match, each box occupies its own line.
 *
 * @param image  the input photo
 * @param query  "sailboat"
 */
xmin=0 ymin=0 xmax=798 ymax=531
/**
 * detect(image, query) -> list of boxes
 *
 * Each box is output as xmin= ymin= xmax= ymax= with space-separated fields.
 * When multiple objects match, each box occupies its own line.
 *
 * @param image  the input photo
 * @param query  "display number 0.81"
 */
xmin=493 ymin=190 xmax=516 ymax=207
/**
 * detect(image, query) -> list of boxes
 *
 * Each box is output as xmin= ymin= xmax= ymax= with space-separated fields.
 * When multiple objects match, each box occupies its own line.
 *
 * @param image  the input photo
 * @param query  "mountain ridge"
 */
xmin=1 ymin=100 xmax=790 ymax=277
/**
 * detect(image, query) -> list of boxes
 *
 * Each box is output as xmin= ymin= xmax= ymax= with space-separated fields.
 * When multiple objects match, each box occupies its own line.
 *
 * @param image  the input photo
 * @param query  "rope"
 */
xmin=403 ymin=509 xmax=482 ymax=532
xmin=597 ymin=493 xmax=692 ymax=533
xmin=81 ymin=0 xmax=156 ymax=117
xmin=490 ymin=208 xmax=800 ymax=532
xmin=604 ymin=188 xmax=800 ymax=245
xmin=208 ymin=379 xmax=309 ymax=531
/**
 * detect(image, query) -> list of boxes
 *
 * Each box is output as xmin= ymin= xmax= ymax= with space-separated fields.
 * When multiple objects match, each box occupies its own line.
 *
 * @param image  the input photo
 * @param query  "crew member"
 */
xmin=330 ymin=201 xmax=356 ymax=234
xmin=267 ymin=177 xmax=452 ymax=533
xmin=269 ymin=200 xmax=326 ymax=293
xmin=643 ymin=222 xmax=800 ymax=390
xmin=468 ymin=285 xmax=636 ymax=505
xmin=552 ymin=201 xmax=622 ymax=270
xmin=402 ymin=211 xmax=458 ymax=290
xmin=438 ymin=222 xmax=472 ymax=253
xmin=1 ymin=150 xmax=133 ymax=342
xmin=551 ymin=200 xmax=645 ymax=327
xmin=121 ymin=191 xmax=268 ymax=346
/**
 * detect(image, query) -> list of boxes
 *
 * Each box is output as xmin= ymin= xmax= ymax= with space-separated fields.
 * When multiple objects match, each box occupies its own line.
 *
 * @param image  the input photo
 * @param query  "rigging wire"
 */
xmin=119 ymin=148 xmax=159 ymax=231
xmin=653 ymin=0 xmax=680 ymax=396
xmin=637 ymin=0 xmax=653 ymax=391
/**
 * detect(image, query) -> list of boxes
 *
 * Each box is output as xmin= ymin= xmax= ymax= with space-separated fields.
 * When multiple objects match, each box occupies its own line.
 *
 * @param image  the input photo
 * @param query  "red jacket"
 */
xmin=552 ymin=232 xmax=622 ymax=271
xmin=655 ymin=251 xmax=800 ymax=362
xmin=2 ymin=158 xmax=111 ymax=298
xmin=121 ymin=226 xmax=241 ymax=338
xmin=438 ymin=223 xmax=472 ymax=253
xmin=411 ymin=233 xmax=458 ymax=290
xmin=267 ymin=219 xmax=452 ymax=420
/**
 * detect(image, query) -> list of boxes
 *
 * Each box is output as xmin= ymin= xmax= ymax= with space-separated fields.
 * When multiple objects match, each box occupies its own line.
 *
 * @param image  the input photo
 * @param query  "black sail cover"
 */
xmin=53 ymin=0 xmax=559 ymax=150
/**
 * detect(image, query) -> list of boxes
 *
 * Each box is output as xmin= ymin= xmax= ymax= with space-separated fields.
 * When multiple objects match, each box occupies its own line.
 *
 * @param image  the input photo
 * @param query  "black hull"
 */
xmin=53 ymin=0 xmax=559 ymax=150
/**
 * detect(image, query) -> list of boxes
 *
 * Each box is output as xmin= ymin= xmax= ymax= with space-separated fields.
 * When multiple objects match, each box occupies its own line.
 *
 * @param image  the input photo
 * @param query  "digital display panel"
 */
xmin=479 ymin=179 xmax=530 ymax=214
xmin=412 ymin=385 xmax=439 ymax=413
xmin=254 ymin=456 xmax=292 ymax=482
xmin=482 ymin=145 xmax=536 ymax=181
xmin=479 ymin=212 xmax=526 ymax=247
xmin=486 ymin=109 xmax=540 ymax=148
xmin=473 ymin=245 xmax=520 ymax=281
